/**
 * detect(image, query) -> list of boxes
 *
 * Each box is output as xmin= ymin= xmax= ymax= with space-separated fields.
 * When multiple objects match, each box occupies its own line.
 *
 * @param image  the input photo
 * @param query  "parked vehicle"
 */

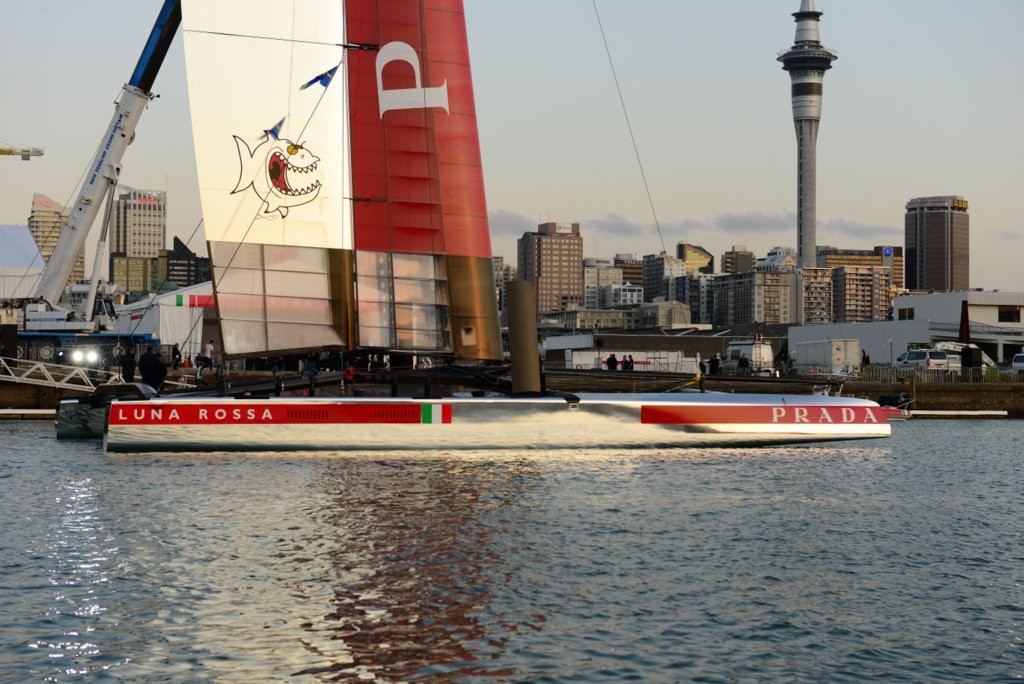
xmin=792 ymin=338 xmax=860 ymax=376
xmin=946 ymin=353 xmax=962 ymax=373
xmin=1011 ymin=353 xmax=1024 ymax=374
xmin=720 ymin=340 xmax=775 ymax=376
xmin=894 ymin=349 xmax=949 ymax=373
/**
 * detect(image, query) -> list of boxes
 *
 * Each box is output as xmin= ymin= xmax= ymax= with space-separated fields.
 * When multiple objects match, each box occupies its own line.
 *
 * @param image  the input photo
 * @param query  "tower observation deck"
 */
xmin=778 ymin=0 xmax=837 ymax=270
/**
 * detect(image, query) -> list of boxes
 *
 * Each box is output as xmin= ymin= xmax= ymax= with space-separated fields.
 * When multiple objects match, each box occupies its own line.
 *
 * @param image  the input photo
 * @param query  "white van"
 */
xmin=720 ymin=341 xmax=775 ymax=376
xmin=1011 ymin=353 xmax=1024 ymax=374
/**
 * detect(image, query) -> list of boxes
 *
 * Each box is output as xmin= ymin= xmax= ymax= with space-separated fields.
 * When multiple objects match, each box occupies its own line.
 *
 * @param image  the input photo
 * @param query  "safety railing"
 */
xmin=0 ymin=357 xmax=196 ymax=392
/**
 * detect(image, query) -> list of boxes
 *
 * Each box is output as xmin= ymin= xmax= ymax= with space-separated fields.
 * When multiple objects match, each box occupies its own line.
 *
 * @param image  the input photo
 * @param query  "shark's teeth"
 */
xmin=286 ymin=160 xmax=318 ymax=173
xmin=281 ymin=179 xmax=322 ymax=196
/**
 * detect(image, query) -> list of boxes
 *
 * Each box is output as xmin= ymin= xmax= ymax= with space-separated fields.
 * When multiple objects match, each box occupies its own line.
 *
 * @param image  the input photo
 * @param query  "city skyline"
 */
xmin=1 ymin=1 xmax=1021 ymax=290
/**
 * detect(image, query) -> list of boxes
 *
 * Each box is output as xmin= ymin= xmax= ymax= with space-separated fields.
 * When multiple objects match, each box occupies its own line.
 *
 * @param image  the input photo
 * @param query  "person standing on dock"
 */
xmin=606 ymin=353 xmax=619 ymax=371
xmin=198 ymin=339 xmax=216 ymax=377
xmin=138 ymin=346 xmax=160 ymax=389
xmin=121 ymin=347 xmax=137 ymax=383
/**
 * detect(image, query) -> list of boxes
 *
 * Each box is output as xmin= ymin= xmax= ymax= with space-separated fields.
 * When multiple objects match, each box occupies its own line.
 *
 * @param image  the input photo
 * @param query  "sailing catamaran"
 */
xmin=101 ymin=0 xmax=890 ymax=452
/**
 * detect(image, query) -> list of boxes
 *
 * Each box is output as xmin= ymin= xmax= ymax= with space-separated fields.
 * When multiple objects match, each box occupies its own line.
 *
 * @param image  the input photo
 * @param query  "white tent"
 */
xmin=116 ymin=281 xmax=213 ymax=359
xmin=0 ymin=225 xmax=44 ymax=299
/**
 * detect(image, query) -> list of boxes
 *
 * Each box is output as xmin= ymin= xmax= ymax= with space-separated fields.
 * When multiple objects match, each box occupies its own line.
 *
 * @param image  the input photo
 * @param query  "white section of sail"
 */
xmin=181 ymin=0 xmax=351 ymax=250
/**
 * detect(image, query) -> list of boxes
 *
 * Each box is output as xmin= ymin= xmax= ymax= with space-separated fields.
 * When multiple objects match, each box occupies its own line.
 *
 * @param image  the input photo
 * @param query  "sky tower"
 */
xmin=778 ymin=0 xmax=837 ymax=270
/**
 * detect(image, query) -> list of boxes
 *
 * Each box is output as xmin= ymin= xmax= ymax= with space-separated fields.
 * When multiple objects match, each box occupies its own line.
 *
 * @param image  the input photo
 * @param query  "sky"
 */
xmin=2 ymin=1 xmax=1022 ymax=291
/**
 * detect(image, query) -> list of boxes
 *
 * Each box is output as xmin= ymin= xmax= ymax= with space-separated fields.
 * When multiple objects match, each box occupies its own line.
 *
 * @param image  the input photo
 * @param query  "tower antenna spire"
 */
xmin=778 ymin=0 xmax=837 ymax=269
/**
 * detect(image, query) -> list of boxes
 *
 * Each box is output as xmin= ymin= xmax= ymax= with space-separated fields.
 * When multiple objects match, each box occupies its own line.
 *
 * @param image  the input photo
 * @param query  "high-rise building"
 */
xmin=778 ymin=0 xmax=837 ymax=269
xmin=713 ymin=271 xmax=798 ymax=326
xmin=817 ymin=245 xmax=903 ymax=298
xmin=676 ymin=242 xmax=714 ymax=274
xmin=685 ymin=273 xmax=717 ymax=325
xmin=613 ymin=254 xmax=643 ymax=288
xmin=721 ymin=245 xmax=756 ymax=274
xmin=642 ymin=252 xmax=686 ymax=303
xmin=904 ymin=196 xmax=969 ymax=292
xmin=583 ymin=258 xmax=623 ymax=309
xmin=491 ymin=256 xmax=517 ymax=317
xmin=160 ymin=236 xmax=210 ymax=287
xmin=109 ymin=187 xmax=167 ymax=280
xmin=111 ymin=255 xmax=156 ymax=295
xmin=831 ymin=265 xmax=890 ymax=322
xmin=516 ymin=222 xmax=584 ymax=316
xmin=27 ymin=193 xmax=85 ymax=290
xmin=797 ymin=267 xmax=833 ymax=324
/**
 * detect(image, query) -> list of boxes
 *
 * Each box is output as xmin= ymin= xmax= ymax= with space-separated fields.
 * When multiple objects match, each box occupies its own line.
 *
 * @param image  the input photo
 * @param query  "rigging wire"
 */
xmin=591 ymin=0 xmax=667 ymax=256
xmin=121 ymin=215 xmax=207 ymax=348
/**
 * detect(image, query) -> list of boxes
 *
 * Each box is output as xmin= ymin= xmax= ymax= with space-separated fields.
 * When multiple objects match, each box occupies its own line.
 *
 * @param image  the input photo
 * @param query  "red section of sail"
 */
xmin=346 ymin=0 xmax=491 ymax=258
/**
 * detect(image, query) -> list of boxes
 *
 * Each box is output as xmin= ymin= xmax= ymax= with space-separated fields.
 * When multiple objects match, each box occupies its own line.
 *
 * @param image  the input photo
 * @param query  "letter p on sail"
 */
xmin=376 ymin=42 xmax=449 ymax=117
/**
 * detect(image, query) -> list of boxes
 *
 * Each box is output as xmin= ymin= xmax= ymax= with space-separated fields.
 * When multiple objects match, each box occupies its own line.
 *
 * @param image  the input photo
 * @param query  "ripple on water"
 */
xmin=0 ymin=420 xmax=1022 ymax=680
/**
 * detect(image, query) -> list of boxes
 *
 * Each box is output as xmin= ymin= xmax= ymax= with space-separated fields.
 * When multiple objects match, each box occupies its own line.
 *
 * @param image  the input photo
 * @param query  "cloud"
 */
xmin=991 ymin=229 xmax=1022 ymax=242
xmin=584 ymin=213 xmax=651 ymax=238
xmin=713 ymin=211 xmax=795 ymax=234
xmin=821 ymin=218 xmax=901 ymax=241
xmin=487 ymin=209 xmax=535 ymax=239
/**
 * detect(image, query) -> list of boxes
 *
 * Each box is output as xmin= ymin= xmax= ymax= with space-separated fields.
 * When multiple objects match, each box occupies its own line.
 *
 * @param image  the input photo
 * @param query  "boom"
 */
xmin=33 ymin=0 xmax=181 ymax=307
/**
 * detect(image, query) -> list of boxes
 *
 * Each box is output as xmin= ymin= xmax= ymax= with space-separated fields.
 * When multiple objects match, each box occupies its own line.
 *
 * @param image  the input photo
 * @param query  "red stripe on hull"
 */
xmin=108 ymin=403 xmax=435 ymax=426
xmin=642 ymin=404 xmax=887 ymax=426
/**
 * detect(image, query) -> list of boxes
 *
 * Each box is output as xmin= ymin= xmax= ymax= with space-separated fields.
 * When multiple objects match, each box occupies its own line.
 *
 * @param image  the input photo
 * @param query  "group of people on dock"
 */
xmin=120 ymin=339 xmax=217 ymax=392
xmin=604 ymin=353 xmax=636 ymax=371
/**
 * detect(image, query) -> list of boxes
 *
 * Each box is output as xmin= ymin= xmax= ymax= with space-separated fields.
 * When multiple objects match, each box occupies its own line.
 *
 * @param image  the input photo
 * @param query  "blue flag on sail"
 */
xmin=263 ymin=117 xmax=285 ymax=140
xmin=299 ymin=65 xmax=338 ymax=90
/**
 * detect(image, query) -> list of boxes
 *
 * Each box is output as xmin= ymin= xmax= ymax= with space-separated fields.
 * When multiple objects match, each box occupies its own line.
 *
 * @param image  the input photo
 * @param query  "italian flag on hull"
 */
xmin=421 ymin=404 xmax=452 ymax=424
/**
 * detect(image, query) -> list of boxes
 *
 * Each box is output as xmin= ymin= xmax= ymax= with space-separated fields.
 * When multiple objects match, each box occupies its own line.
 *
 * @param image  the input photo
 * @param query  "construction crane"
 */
xmin=0 ymin=146 xmax=43 ymax=160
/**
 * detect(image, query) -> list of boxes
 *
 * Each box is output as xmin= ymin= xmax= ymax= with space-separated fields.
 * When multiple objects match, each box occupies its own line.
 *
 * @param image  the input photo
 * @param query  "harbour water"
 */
xmin=1 ymin=420 xmax=1021 ymax=682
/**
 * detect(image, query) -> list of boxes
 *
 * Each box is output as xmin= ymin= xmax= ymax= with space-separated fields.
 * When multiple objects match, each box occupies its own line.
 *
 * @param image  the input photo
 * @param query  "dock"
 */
xmin=0 ymin=408 xmax=56 ymax=420
xmin=909 ymin=409 xmax=1008 ymax=419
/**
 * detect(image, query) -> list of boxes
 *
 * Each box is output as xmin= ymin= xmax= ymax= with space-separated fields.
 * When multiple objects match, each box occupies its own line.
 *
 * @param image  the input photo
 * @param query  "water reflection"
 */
xmin=297 ymin=455 xmax=546 ymax=680
xmin=31 ymin=476 xmax=120 ymax=676
xmin=9 ymin=423 xmax=1019 ymax=681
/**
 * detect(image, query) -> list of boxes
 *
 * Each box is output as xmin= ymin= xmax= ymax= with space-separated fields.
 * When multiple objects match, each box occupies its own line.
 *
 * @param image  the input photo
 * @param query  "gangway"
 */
xmin=0 ymin=357 xmax=194 ymax=392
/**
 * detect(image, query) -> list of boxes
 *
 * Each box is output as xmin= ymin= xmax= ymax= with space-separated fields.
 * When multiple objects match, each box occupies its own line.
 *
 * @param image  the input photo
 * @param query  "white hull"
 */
xmin=104 ymin=392 xmax=890 ymax=453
